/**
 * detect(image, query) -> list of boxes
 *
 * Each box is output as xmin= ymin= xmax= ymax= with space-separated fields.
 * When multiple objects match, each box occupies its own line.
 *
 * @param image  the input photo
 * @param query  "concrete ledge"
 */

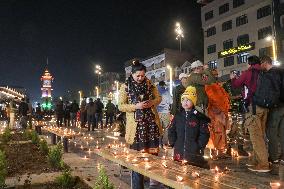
xmin=5 ymin=172 xmax=62 ymax=188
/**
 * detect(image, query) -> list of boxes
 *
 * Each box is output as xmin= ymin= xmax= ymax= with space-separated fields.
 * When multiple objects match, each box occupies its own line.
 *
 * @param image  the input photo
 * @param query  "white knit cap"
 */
xmin=179 ymin=73 xmax=188 ymax=80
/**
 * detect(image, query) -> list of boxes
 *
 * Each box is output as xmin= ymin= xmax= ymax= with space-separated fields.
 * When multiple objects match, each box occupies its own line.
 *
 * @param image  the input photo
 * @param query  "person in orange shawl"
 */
xmin=205 ymin=81 xmax=231 ymax=160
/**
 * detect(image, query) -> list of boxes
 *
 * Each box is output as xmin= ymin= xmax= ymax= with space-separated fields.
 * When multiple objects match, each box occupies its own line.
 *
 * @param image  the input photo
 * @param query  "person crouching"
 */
xmin=168 ymin=86 xmax=210 ymax=169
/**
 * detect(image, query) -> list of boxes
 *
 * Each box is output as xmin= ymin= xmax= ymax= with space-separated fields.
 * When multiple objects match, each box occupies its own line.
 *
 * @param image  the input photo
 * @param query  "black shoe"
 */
xmin=271 ymin=161 xmax=280 ymax=175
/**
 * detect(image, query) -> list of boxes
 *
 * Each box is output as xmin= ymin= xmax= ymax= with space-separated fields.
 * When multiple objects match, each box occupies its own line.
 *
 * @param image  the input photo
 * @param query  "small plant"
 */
xmin=94 ymin=165 xmax=114 ymax=189
xmin=0 ymin=150 xmax=7 ymax=189
xmin=39 ymin=139 xmax=49 ymax=155
xmin=30 ymin=131 xmax=40 ymax=145
xmin=48 ymin=143 xmax=63 ymax=168
xmin=23 ymin=129 xmax=32 ymax=140
xmin=56 ymin=169 xmax=75 ymax=188
xmin=1 ymin=128 xmax=11 ymax=143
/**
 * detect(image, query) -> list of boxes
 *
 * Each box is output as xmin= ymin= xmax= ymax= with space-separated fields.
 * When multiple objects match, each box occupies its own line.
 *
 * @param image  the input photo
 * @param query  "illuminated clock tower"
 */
xmin=41 ymin=68 xmax=54 ymax=110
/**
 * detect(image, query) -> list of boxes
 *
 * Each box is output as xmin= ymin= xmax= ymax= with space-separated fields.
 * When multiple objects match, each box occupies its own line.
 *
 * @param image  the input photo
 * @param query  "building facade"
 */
xmin=99 ymin=72 xmax=123 ymax=100
xmin=199 ymin=0 xmax=284 ymax=77
xmin=0 ymin=86 xmax=25 ymax=101
xmin=124 ymin=48 xmax=194 ymax=85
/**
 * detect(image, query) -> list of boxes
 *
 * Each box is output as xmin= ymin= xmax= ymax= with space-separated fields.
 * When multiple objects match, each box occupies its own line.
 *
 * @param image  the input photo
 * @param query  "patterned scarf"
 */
xmin=125 ymin=76 xmax=155 ymax=122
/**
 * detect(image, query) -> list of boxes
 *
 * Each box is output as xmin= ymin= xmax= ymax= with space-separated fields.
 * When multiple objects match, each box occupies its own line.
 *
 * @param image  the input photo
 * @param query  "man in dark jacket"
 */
xmin=171 ymin=73 xmax=188 ymax=115
xmin=260 ymin=56 xmax=284 ymax=174
xmin=64 ymin=101 xmax=71 ymax=127
xmin=105 ymin=100 xmax=116 ymax=127
xmin=95 ymin=98 xmax=104 ymax=128
xmin=55 ymin=100 xmax=64 ymax=127
xmin=70 ymin=100 xmax=79 ymax=127
xmin=18 ymin=98 xmax=29 ymax=129
xmin=168 ymin=86 xmax=210 ymax=169
xmin=231 ymin=55 xmax=270 ymax=173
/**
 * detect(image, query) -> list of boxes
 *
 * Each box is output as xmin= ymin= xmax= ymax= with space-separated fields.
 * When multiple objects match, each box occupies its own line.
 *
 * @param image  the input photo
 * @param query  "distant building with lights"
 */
xmin=124 ymin=48 xmax=194 ymax=86
xmin=41 ymin=68 xmax=54 ymax=110
xmin=198 ymin=0 xmax=284 ymax=77
xmin=0 ymin=86 xmax=25 ymax=101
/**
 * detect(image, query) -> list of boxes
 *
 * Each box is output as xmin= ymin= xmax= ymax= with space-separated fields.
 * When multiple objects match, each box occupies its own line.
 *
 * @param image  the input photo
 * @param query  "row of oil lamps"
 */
xmin=40 ymin=124 xmax=282 ymax=188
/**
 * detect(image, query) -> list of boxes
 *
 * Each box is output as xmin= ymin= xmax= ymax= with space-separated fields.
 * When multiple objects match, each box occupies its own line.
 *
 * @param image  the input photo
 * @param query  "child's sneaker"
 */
xmin=237 ymin=145 xmax=249 ymax=157
xmin=270 ymin=160 xmax=280 ymax=175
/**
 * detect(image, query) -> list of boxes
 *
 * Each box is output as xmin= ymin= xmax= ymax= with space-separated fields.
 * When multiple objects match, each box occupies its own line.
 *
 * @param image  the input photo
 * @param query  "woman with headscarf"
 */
xmin=118 ymin=60 xmax=162 ymax=189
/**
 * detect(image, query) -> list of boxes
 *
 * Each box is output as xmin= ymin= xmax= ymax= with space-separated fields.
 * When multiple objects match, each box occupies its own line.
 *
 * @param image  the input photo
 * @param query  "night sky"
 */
xmin=0 ymin=0 xmax=202 ymax=102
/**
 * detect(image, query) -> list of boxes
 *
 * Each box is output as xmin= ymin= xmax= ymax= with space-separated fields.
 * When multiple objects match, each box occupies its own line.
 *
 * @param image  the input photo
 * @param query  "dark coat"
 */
xmin=55 ymin=102 xmax=64 ymax=116
xmin=106 ymin=102 xmax=116 ymax=115
xmin=70 ymin=102 xmax=79 ymax=113
xmin=168 ymin=109 xmax=210 ymax=167
xmin=64 ymin=104 xmax=71 ymax=118
xmin=95 ymin=100 xmax=104 ymax=113
xmin=18 ymin=102 xmax=29 ymax=116
xmin=86 ymin=102 xmax=97 ymax=115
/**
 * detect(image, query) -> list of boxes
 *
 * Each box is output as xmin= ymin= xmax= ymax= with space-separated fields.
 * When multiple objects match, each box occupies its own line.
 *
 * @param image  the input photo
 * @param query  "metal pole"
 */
xmin=179 ymin=38 xmax=182 ymax=52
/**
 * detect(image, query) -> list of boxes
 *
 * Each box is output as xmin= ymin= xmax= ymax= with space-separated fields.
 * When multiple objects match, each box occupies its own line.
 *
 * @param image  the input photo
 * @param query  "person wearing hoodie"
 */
xmin=168 ymin=86 xmax=210 ymax=169
xmin=231 ymin=55 xmax=270 ymax=173
xmin=157 ymin=81 xmax=173 ymax=147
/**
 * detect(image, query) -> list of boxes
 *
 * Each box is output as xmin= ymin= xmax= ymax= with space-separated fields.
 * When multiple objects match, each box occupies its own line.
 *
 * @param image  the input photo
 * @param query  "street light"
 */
xmin=78 ymin=91 xmax=82 ymax=105
xmin=95 ymin=87 xmax=99 ymax=99
xmin=266 ymin=35 xmax=278 ymax=65
xmin=175 ymin=22 xmax=184 ymax=52
xmin=95 ymin=65 xmax=102 ymax=86
xmin=115 ymin=81 xmax=119 ymax=105
xmin=167 ymin=65 xmax=173 ymax=96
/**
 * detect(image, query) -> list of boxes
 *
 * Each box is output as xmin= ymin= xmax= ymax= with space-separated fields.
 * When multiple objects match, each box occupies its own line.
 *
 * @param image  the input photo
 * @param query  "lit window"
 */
xmin=237 ymin=52 xmax=250 ymax=64
xmin=208 ymin=60 xmax=217 ymax=69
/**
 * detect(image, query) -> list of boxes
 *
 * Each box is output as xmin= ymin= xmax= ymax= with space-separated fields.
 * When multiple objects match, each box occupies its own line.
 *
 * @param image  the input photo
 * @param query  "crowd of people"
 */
xmin=118 ymin=57 xmax=284 ymax=189
xmin=55 ymin=97 xmax=117 ymax=131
